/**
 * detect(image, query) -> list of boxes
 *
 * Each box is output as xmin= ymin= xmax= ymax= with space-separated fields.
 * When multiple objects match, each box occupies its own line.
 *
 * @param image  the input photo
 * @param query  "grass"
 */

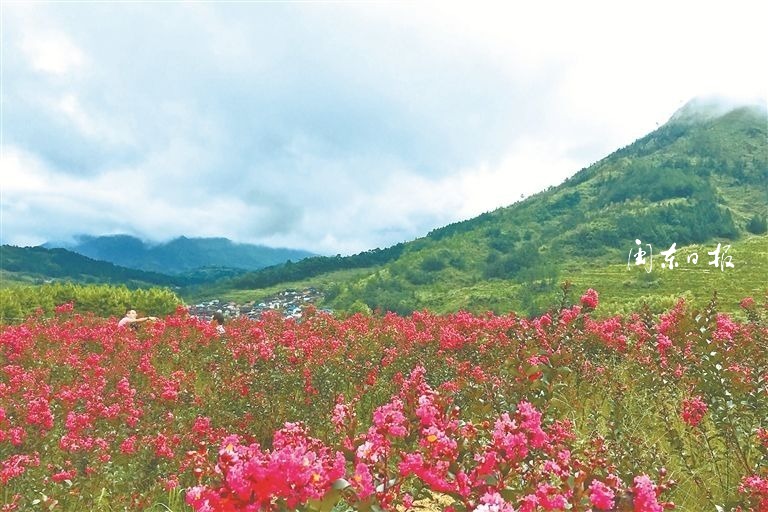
xmin=566 ymin=234 xmax=768 ymax=316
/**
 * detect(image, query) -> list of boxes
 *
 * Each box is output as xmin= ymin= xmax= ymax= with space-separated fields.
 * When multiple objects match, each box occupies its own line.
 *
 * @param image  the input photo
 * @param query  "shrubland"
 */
xmin=0 ymin=287 xmax=766 ymax=511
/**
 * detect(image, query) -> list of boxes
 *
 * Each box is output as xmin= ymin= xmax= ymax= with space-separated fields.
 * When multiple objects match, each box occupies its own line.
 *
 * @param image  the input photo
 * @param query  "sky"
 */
xmin=2 ymin=1 xmax=767 ymax=256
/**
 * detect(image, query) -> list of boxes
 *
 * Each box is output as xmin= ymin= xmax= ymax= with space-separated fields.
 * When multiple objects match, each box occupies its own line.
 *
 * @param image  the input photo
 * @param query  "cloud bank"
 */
xmin=2 ymin=1 xmax=766 ymax=254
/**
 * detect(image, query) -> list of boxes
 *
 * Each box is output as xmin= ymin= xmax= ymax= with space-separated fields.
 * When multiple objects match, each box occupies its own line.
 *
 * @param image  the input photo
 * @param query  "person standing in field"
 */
xmin=211 ymin=311 xmax=226 ymax=335
xmin=118 ymin=309 xmax=157 ymax=329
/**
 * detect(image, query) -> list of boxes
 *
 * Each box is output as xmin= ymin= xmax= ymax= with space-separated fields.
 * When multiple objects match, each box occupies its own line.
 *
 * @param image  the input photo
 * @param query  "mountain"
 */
xmin=0 ymin=245 xmax=184 ymax=287
xmin=43 ymin=235 xmax=316 ymax=275
xmin=217 ymin=100 xmax=768 ymax=315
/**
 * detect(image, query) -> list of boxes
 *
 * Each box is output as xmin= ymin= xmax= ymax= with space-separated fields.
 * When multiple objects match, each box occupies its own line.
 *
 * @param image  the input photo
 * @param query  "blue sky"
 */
xmin=2 ymin=1 xmax=766 ymax=255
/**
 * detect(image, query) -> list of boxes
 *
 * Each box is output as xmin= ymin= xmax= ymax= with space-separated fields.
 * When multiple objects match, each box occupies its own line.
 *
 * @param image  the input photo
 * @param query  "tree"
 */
xmin=746 ymin=214 xmax=768 ymax=235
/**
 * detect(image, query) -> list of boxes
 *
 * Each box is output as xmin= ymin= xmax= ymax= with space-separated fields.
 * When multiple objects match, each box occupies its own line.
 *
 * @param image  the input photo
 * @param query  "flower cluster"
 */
xmin=186 ymin=424 xmax=345 ymax=510
xmin=680 ymin=395 xmax=708 ymax=428
xmin=0 ymin=291 xmax=764 ymax=510
xmin=580 ymin=288 xmax=599 ymax=310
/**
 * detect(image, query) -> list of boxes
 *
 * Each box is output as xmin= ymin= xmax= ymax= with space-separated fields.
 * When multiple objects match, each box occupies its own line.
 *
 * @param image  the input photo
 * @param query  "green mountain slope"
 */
xmin=215 ymin=100 xmax=767 ymax=316
xmin=0 ymin=245 xmax=184 ymax=288
xmin=43 ymin=235 xmax=316 ymax=275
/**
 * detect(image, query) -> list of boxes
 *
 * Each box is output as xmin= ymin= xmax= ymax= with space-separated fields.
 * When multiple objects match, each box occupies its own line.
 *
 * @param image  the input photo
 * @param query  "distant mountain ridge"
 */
xmin=0 ymin=245 xmax=183 ymax=287
xmin=42 ymin=235 xmax=316 ymax=275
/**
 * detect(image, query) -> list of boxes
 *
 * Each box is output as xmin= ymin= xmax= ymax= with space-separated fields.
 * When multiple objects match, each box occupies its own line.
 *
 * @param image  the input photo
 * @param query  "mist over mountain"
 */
xmin=668 ymin=96 xmax=766 ymax=125
xmin=42 ymin=235 xmax=316 ymax=275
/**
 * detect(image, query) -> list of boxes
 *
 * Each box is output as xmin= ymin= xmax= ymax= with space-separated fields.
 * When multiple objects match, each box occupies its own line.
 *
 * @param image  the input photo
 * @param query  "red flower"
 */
xmin=680 ymin=396 xmax=708 ymax=428
xmin=580 ymin=288 xmax=599 ymax=310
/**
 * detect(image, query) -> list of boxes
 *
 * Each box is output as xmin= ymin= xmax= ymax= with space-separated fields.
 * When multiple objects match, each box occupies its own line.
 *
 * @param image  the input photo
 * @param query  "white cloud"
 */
xmin=56 ymin=94 xmax=98 ymax=136
xmin=19 ymin=30 xmax=86 ymax=76
xmin=1 ymin=2 xmax=766 ymax=254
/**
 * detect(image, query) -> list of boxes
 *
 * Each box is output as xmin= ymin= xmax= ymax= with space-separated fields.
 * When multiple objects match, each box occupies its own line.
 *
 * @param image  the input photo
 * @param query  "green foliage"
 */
xmin=0 ymin=245 xmax=183 ymax=287
xmin=483 ymin=241 xmax=543 ymax=279
xmin=2 ymin=293 xmax=766 ymax=510
xmin=228 ymin=244 xmax=406 ymax=290
xmin=598 ymin=163 xmax=713 ymax=206
xmin=746 ymin=213 xmax=767 ymax=235
xmin=0 ymin=283 xmax=182 ymax=323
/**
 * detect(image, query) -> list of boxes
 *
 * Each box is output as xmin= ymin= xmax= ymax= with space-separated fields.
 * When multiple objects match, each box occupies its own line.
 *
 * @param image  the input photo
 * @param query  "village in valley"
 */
xmin=188 ymin=287 xmax=327 ymax=322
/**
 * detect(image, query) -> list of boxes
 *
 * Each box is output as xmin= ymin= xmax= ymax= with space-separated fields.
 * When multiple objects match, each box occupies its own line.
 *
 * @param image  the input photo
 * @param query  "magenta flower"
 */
xmin=632 ymin=474 xmax=663 ymax=512
xmin=372 ymin=399 xmax=409 ymax=438
xmin=351 ymin=462 xmax=375 ymax=500
xmin=580 ymin=288 xmax=599 ymax=309
xmin=589 ymin=479 xmax=616 ymax=510
xmin=680 ymin=396 xmax=708 ymax=427
xmin=473 ymin=492 xmax=516 ymax=512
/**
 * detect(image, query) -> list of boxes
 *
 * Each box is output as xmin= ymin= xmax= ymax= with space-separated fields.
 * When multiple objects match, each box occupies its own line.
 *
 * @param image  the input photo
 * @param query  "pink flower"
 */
xmin=26 ymin=397 xmax=54 ymax=431
xmin=517 ymin=401 xmax=548 ymax=448
xmin=535 ymin=482 xmax=568 ymax=510
xmin=656 ymin=334 xmax=673 ymax=357
xmin=633 ymin=475 xmax=663 ymax=512
xmin=372 ymin=399 xmax=408 ymax=438
xmin=415 ymin=394 xmax=441 ymax=427
xmin=8 ymin=427 xmax=26 ymax=446
xmin=1 ymin=454 xmax=40 ymax=484
xmin=680 ymin=396 xmax=708 ymax=427
xmin=473 ymin=450 xmax=499 ymax=477
xmin=757 ymin=428 xmax=768 ymax=448
xmin=192 ymin=416 xmax=212 ymax=436
xmin=351 ymin=462 xmax=375 ymax=500
xmin=713 ymin=314 xmax=739 ymax=344
xmin=589 ymin=480 xmax=615 ymax=510
xmin=187 ymin=423 xmax=347 ymax=510
xmin=492 ymin=413 xmax=529 ymax=461
xmin=119 ymin=436 xmax=138 ymax=455
xmin=739 ymin=297 xmax=755 ymax=309
xmin=739 ymin=474 xmax=768 ymax=511
xmin=420 ymin=426 xmax=458 ymax=458
xmin=185 ymin=485 xmax=220 ymax=512
xmin=55 ymin=302 xmax=74 ymax=314
xmin=51 ymin=468 xmax=77 ymax=483
xmin=332 ymin=400 xmax=352 ymax=433
xmin=559 ymin=305 xmax=582 ymax=325
xmin=538 ymin=313 xmax=552 ymax=328
xmin=580 ymin=288 xmax=599 ymax=310
xmin=473 ymin=492 xmax=516 ymax=512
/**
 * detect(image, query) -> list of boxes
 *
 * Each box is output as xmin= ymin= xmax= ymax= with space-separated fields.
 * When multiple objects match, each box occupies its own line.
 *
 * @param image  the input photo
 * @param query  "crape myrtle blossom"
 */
xmin=580 ymin=288 xmax=599 ymax=310
xmin=185 ymin=424 xmax=345 ymax=510
xmin=588 ymin=479 xmax=616 ymax=510
xmin=632 ymin=475 xmax=663 ymax=512
xmin=472 ymin=491 xmax=516 ymax=512
xmin=3 ymin=291 xmax=764 ymax=510
xmin=680 ymin=395 xmax=708 ymax=428
xmin=738 ymin=474 xmax=768 ymax=511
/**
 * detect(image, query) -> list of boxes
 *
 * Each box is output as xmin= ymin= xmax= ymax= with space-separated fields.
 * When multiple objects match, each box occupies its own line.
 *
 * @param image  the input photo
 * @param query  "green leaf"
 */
xmin=307 ymin=488 xmax=342 ymax=512
xmin=332 ymin=478 xmax=351 ymax=491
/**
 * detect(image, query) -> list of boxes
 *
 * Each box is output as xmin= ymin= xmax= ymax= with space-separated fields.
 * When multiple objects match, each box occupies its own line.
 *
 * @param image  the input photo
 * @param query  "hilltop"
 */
xmin=0 ymin=245 xmax=183 ymax=288
xmin=214 ymin=100 xmax=767 ymax=315
xmin=42 ymin=235 xmax=315 ymax=275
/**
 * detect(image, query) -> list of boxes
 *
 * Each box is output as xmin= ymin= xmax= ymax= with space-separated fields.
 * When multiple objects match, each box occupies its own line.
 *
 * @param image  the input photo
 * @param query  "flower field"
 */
xmin=1 ymin=290 xmax=766 ymax=511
